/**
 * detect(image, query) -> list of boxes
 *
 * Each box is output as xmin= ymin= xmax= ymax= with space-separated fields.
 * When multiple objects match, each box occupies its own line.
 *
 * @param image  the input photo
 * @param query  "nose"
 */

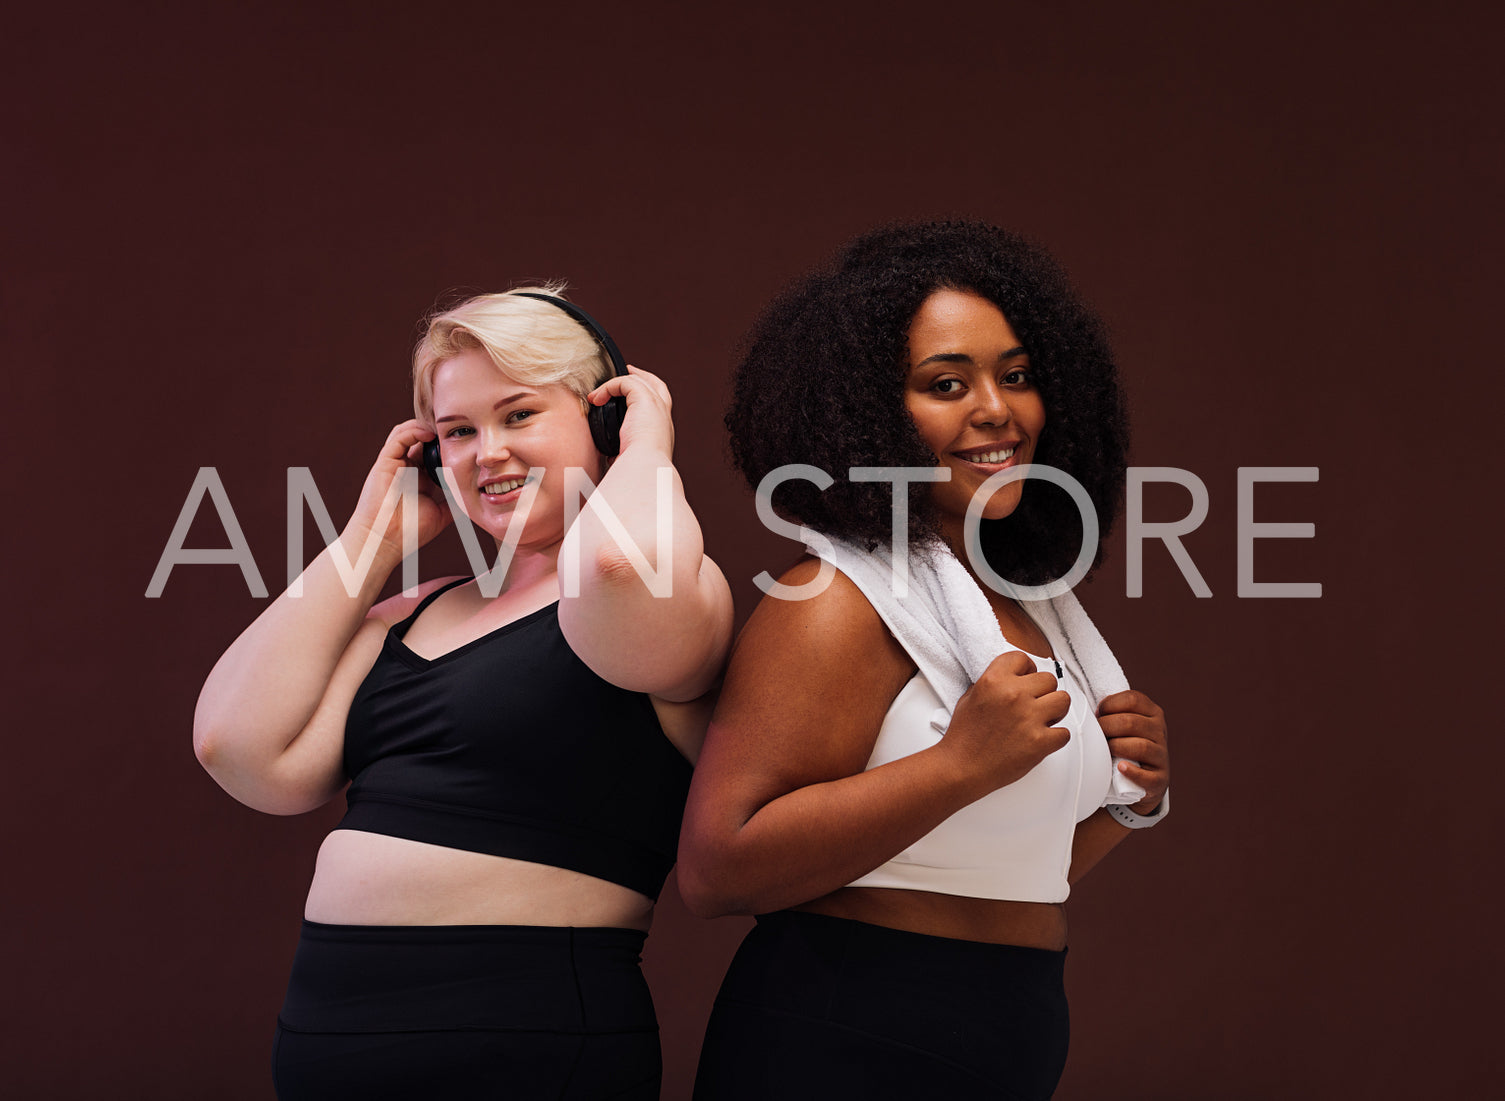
xmin=971 ymin=381 xmax=1014 ymax=427
xmin=475 ymin=428 xmax=511 ymax=466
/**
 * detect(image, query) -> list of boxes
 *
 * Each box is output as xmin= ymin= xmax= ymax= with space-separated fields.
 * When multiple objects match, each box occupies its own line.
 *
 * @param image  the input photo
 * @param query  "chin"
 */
xmin=977 ymin=492 xmax=1025 ymax=523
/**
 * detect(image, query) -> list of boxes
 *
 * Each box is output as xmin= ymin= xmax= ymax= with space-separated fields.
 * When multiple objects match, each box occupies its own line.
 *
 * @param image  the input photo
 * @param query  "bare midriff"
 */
xmin=302 ymin=829 xmax=655 ymax=931
xmin=795 ymin=886 xmax=1067 ymax=950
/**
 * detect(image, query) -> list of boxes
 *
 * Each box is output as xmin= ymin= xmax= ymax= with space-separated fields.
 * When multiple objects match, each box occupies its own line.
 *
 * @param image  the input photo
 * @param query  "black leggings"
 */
xmin=273 ymin=921 xmax=661 ymax=1100
xmin=693 ymin=910 xmax=1069 ymax=1101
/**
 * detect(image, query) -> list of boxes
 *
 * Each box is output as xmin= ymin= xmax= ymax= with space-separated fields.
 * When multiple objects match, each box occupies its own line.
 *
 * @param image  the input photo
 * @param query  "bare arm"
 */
xmin=1068 ymin=690 xmax=1171 ymax=884
xmin=1068 ymin=810 xmax=1131 ymax=884
xmin=677 ymin=559 xmax=1072 ymax=918
xmin=559 ymin=366 xmax=733 ymax=702
xmin=192 ymin=420 xmax=453 ymax=814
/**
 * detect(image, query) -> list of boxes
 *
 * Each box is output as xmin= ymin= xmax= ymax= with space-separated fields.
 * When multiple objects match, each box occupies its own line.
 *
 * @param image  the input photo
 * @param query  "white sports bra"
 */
xmin=847 ymin=650 xmax=1114 ymax=904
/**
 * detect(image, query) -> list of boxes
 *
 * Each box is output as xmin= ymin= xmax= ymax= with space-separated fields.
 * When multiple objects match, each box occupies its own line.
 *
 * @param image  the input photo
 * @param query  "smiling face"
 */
xmin=431 ymin=347 xmax=603 ymax=550
xmin=903 ymin=288 xmax=1046 ymax=547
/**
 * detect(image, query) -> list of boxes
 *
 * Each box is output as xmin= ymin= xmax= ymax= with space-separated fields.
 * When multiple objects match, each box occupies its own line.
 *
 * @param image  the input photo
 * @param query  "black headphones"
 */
xmin=422 ymin=292 xmax=630 ymax=486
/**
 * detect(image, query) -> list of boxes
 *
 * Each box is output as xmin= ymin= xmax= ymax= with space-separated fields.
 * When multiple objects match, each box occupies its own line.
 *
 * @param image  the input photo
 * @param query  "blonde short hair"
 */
xmin=412 ymin=284 xmax=612 ymax=424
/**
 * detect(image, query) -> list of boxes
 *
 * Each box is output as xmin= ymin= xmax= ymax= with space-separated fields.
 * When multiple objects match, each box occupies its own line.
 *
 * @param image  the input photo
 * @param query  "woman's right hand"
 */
xmin=342 ymin=419 xmax=453 ymax=568
xmin=939 ymin=651 xmax=1071 ymax=799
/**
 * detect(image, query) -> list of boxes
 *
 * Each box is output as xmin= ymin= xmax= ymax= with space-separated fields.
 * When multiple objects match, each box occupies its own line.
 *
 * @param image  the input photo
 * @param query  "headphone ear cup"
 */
xmin=422 ymin=439 xmax=443 ymax=485
xmin=589 ymin=394 xmax=627 ymax=457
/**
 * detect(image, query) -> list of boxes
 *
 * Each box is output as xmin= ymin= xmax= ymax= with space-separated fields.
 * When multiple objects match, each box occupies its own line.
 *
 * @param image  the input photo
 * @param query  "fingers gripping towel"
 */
xmin=806 ymin=534 xmax=1145 ymax=805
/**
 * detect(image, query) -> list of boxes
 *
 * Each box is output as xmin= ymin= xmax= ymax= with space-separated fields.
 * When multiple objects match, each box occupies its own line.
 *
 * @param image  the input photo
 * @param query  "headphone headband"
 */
xmin=513 ymin=290 xmax=629 ymax=459
xmin=511 ymin=291 xmax=629 ymax=383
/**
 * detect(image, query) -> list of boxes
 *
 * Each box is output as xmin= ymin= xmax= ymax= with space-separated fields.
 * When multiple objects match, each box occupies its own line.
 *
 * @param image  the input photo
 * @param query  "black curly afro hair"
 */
xmin=727 ymin=220 xmax=1129 ymax=587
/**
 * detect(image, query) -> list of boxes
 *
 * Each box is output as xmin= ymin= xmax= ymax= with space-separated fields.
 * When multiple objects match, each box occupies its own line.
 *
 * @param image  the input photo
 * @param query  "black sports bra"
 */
xmin=337 ymin=578 xmax=692 ymax=900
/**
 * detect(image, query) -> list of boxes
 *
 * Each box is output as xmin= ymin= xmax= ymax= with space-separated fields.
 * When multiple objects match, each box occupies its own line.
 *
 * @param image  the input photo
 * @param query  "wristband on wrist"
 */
xmin=1107 ymin=788 xmax=1169 ymax=830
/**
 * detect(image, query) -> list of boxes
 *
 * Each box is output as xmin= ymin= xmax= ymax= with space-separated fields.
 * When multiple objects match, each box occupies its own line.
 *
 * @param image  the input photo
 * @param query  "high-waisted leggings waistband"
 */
xmin=694 ymin=910 xmax=1069 ymax=1101
xmin=278 ymin=920 xmax=653 ymax=1035
xmin=273 ymin=920 xmax=660 ymax=1100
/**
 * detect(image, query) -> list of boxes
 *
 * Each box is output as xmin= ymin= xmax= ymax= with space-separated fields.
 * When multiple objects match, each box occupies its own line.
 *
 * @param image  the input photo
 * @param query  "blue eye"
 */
xmin=445 ymin=425 xmax=474 ymax=439
xmin=506 ymin=409 xmax=535 ymax=425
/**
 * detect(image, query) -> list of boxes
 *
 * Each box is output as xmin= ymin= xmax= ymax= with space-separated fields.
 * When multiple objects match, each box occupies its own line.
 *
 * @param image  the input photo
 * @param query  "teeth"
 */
xmin=482 ymin=478 xmax=526 ymax=495
xmin=965 ymin=448 xmax=1015 ymax=463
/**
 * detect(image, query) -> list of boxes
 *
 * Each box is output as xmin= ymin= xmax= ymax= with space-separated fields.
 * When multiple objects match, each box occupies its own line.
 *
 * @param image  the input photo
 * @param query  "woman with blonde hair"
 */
xmin=195 ymin=286 xmax=732 ymax=1099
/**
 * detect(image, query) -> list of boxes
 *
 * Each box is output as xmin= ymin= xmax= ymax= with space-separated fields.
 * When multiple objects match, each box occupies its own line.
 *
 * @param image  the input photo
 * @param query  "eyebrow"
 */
xmin=434 ymin=392 xmax=538 ymax=424
xmin=912 ymin=346 xmax=1028 ymax=369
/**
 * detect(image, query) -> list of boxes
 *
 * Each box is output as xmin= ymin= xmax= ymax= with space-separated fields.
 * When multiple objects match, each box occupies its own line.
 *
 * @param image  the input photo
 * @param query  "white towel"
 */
xmin=807 ymin=534 xmax=1145 ymax=805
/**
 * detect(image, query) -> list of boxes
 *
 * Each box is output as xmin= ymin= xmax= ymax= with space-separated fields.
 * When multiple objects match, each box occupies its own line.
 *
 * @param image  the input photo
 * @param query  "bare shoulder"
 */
xmin=721 ymin=557 xmax=916 ymax=742
xmin=737 ymin=556 xmax=910 ymax=674
xmin=368 ymin=575 xmax=468 ymax=630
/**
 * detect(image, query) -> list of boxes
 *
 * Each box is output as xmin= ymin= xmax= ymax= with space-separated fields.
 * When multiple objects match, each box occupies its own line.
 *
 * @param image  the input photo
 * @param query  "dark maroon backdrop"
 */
xmin=6 ymin=2 xmax=1501 ymax=1097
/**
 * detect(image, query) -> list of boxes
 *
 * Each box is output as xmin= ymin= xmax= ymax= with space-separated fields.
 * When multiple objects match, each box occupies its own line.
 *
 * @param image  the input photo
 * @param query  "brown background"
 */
xmin=5 ymin=1 xmax=1502 ymax=1097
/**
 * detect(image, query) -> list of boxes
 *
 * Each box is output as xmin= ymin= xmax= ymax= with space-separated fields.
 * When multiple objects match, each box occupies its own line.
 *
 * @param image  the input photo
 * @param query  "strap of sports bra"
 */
xmin=395 ymin=576 xmax=472 ymax=632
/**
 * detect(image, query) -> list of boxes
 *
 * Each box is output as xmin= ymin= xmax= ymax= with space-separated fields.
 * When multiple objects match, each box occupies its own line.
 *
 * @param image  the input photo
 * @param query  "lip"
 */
xmin=476 ymin=473 xmax=532 ymax=503
xmin=950 ymin=441 xmax=1026 ymax=472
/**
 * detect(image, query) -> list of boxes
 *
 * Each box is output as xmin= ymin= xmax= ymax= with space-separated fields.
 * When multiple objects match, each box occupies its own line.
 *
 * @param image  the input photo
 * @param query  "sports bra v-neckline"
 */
xmin=388 ymin=578 xmax=559 ymax=670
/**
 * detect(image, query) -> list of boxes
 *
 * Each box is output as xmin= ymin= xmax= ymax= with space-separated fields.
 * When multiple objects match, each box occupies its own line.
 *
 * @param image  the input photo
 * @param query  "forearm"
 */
xmin=559 ymin=447 xmax=729 ymax=698
xmin=680 ymin=745 xmax=985 ymax=917
xmin=194 ymin=531 xmax=395 ymax=767
xmin=1067 ymin=808 xmax=1132 ymax=885
xmin=574 ymin=446 xmax=706 ymax=588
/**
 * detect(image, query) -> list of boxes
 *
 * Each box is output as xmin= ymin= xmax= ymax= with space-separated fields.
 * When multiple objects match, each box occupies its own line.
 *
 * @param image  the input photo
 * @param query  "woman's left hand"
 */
xmin=588 ymin=364 xmax=675 ymax=458
xmin=1097 ymin=690 xmax=1170 ymax=816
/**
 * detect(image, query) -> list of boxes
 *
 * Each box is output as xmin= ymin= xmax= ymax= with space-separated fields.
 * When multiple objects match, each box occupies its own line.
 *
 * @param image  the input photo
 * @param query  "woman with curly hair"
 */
xmin=679 ymin=222 xmax=1171 ymax=1099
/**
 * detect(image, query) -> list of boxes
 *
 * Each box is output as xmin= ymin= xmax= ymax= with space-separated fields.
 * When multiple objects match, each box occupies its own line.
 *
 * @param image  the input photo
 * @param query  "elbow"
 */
xmin=593 ymin=541 xmax=704 ymax=603
xmin=192 ymin=721 xmax=221 ymax=773
xmin=192 ymin=689 xmax=228 ymax=772
xmin=676 ymin=866 xmax=741 ymax=920
xmin=594 ymin=543 xmax=659 ymax=588
xmin=192 ymin=709 xmax=245 ymax=782
xmin=676 ymin=835 xmax=758 ymax=919
xmin=191 ymin=720 xmax=332 ymax=817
